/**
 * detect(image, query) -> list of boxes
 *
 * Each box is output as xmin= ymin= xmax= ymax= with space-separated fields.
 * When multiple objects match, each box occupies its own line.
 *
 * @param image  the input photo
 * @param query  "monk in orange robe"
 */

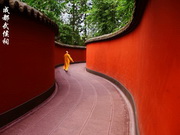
xmin=63 ymin=51 xmax=74 ymax=72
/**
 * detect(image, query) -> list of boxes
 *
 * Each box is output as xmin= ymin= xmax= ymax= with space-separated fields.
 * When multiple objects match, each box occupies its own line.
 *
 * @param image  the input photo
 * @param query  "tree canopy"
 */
xmin=86 ymin=0 xmax=134 ymax=37
xmin=22 ymin=0 xmax=135 ymax=45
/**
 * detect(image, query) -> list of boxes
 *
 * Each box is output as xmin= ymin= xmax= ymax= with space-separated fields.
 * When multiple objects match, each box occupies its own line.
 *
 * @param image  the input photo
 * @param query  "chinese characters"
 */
xmin=2 ymin=6 xmax=10 ymax=45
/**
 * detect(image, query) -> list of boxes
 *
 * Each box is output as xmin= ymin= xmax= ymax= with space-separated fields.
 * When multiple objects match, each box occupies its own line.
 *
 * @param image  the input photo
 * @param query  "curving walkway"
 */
xmin=0 ymin=63 xmax=134 ymax=135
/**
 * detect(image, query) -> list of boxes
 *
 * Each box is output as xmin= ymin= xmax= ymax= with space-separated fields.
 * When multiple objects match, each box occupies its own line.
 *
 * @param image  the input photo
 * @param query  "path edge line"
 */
xmin=86 ymin=68 xmax=140 ymax=135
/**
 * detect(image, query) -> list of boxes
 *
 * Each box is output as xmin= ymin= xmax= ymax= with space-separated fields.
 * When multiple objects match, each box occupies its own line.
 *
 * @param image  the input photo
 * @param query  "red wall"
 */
xmin=0 ymin=12 xmax=55 ymax=114
xmin=86 ymin=0 xmax=180 ymax=135
xmin=54 ymin=43 xmax=86 ymax=66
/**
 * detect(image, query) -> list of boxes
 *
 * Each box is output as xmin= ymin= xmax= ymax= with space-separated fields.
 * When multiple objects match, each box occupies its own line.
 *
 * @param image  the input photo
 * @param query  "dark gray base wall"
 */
xmin=0 ymin=84 xmax=55 ymax=128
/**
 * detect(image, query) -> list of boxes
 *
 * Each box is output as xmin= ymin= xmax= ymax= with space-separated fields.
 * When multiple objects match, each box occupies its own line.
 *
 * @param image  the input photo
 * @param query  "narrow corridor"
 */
xmin=0 ymin=63 xmax=134 ymax=135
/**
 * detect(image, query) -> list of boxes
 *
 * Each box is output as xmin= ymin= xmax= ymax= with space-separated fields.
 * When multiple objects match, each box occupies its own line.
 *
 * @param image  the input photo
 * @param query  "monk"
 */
xmin=63 ymin=51 xmax=74 ymax=72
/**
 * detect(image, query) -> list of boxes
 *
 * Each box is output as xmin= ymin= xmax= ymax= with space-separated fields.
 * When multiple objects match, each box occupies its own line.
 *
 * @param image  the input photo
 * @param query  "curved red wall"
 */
xmin=0 ymin=12 xmax=55 ymax=114
xmin=54 ymin=42 xmax=86 ymax=66
xmin=86 ymin=0 xmax=180 ymax=135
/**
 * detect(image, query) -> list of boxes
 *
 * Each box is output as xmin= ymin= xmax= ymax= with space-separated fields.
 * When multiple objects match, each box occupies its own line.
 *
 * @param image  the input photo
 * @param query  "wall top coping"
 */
xmin=55 ymin=41 xmax=86 ymax=49
xmin=0 ymin=0 xmax=59 ymax=35
xmin=85 ymin=0 xmax=149 ymax=44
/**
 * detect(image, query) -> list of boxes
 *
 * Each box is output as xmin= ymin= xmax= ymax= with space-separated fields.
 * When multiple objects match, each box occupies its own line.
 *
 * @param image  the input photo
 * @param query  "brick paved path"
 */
xmin=0 ymin=63 xmax=134 ymax=135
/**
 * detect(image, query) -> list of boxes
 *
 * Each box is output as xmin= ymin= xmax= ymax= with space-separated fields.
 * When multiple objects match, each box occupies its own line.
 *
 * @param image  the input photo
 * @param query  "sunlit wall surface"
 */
xmin=86 ymin=0 xmax=180 ymax=135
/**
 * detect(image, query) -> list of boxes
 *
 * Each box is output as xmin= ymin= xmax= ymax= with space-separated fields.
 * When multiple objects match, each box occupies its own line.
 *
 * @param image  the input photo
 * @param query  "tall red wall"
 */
xmin=86 ymin=0 xmax=180 ymax=135
xmin=54 ymin=43 xmax=86 ymax=66
xmin=0 ymin=12 xmax=55 ymax=114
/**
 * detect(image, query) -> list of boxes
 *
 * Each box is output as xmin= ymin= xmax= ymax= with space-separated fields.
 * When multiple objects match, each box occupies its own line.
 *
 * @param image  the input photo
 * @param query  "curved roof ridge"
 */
xmin=55 ymin=41 xmax=86 ymax=49
xmin=0 ymin=0 xmax=59 ymax=35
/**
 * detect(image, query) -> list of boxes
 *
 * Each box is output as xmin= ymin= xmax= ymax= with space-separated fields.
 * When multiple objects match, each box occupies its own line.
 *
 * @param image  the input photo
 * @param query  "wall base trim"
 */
xmin=86 ymin=68 xmax=140 ymax=135
xmin=55 ymin=61 xmax=86 ymax=68
xmin=0 ymin=83 xmax=55 ymax=128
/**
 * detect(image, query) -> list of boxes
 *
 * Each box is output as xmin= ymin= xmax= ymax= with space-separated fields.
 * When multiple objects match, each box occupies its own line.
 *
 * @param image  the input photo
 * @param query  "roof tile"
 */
xmin=0 ymin=0 xmax=59 ymax=35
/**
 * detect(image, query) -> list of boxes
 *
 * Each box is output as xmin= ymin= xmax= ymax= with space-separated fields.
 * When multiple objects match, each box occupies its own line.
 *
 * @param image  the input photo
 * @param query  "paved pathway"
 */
xmin=0 ymin=63 xmax=134 ymax=135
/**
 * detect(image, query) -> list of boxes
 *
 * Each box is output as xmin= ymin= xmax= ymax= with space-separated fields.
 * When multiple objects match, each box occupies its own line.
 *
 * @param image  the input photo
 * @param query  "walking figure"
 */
xmin=63 ymin=51 xmax=74 ymax=72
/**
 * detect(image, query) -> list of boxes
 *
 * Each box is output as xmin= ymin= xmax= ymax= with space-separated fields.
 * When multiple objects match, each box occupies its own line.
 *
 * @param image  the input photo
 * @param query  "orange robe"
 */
xmin=63 ymin=53 xmax=74 ymax=71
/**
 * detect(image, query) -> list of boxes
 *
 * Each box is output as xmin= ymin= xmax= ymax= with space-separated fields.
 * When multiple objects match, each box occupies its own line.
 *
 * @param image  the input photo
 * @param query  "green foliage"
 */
xmin=61 ymin=0 xmax=89 ymax=45
xmin=86 ymin=0 xmax=135 ymax=37
xmin=116 ymin=0 xmax=135 ymax=27
xmin=57 ymin=23 xmax=84 ymax=45
xmin=21 ymin=0 xmax=135 ymax=45
xmin=22 ymin=0 xmax=62 ymax=23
